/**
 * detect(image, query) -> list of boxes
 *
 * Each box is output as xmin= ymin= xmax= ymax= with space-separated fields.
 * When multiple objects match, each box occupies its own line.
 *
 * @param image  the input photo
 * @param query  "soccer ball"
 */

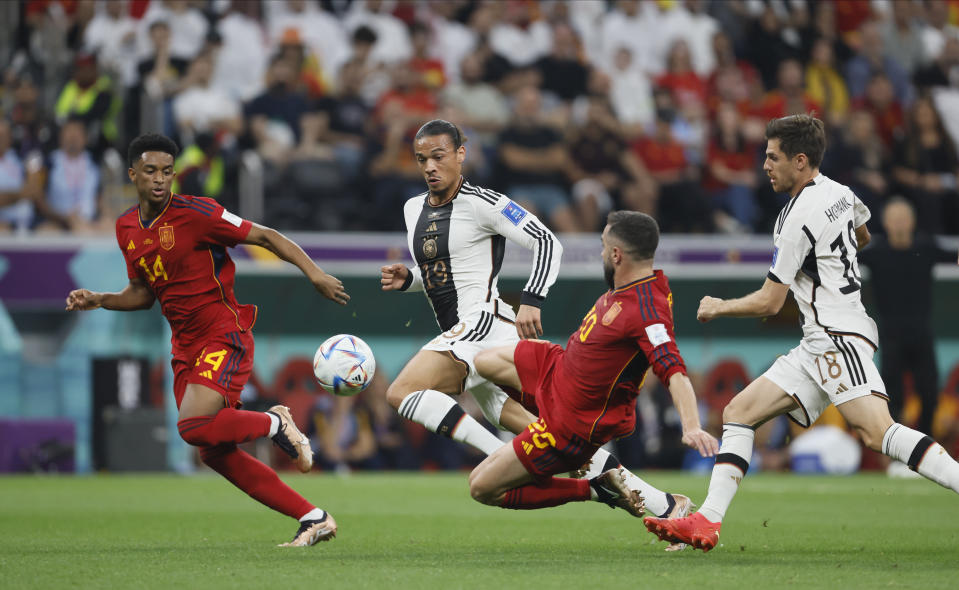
xmin=313 ymin=334 xmax=376 ymax=396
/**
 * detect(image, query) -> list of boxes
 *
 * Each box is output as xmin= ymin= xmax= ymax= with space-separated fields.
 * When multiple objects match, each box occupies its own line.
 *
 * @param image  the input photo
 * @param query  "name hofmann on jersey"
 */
xmin=824 ymin=196 xmax=852 ymax=223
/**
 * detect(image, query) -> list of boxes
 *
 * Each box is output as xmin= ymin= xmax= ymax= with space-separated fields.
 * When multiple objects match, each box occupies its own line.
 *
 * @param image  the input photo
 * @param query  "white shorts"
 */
xmin=422 ymin=305 xmax=518 ymax=429
xmin=763 ymin=332 xmax=888 ymax=428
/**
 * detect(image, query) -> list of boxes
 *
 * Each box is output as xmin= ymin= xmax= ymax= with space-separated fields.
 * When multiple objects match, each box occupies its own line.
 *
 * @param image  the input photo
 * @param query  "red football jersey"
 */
xmin=542 ymin=270 xmax=687 ymax=443
xmin=115 ymin=194 xmax=255 ymax=355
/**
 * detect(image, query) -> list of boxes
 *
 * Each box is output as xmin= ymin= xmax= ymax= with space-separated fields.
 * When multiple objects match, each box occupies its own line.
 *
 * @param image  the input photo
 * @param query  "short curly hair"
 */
xmin=127 ymin=133 xmax=179 ymax=167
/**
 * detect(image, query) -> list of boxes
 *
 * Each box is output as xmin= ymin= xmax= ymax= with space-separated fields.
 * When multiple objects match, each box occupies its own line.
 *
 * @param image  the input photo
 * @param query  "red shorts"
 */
xmin=172 ymin=330 xmax=254 ymax=409
xmin=511 ymin=340 xmax=598 ymax=481
xmin=510 ymin=338 xmax=563 ymax=416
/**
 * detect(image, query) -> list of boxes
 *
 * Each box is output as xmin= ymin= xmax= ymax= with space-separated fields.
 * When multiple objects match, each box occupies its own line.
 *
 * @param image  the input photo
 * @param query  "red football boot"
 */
xmin=644 ymin=512 xmax=721 ymax=552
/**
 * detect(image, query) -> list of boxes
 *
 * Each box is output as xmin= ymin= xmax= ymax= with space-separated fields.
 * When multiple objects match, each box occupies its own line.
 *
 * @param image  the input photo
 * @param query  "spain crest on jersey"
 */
xmin=159 ymin=224 xmax=175 ymax=250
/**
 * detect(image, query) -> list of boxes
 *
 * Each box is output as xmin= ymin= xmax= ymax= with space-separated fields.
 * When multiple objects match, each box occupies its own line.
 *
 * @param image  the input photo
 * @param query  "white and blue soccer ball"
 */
xmin=313 ymin=334 xmax=375 ymax=396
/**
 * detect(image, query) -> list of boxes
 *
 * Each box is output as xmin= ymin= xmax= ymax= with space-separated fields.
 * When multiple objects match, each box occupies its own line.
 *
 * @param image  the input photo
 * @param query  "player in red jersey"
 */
xmin=65 ymin=133 xmax=349 ymax=547
xmin=468 ymin=211 xmax=717 ymax=517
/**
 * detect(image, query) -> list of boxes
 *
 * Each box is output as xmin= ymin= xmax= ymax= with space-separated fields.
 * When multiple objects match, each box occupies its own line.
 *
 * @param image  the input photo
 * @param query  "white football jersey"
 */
xmin=768 ymin=173 xmax=878 ymax=347
xmin=400 ymin=179 xmax=563 ymax=331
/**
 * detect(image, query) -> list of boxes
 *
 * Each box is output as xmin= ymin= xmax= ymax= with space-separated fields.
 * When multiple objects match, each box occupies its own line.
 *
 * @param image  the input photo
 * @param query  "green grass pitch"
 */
xmin=1 ymin=472 xmax=956 ymax=589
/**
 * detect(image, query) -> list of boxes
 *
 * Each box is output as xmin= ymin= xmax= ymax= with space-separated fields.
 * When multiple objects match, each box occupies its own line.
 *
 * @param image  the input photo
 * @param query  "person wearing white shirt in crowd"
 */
xmin=342 ymin=0 xmax=412 ymax=66
xmin=213 ymin=0 xmax=268 ymax=102
xmin=488 ymin=0 xmax=552 ymax=68
xmin=417 ymin=0 xmax=477 ymax=84
xmin=268 ymin=0 xmax=350 ymax=82
xmin=82 ymin=0 xmax=139 ymax=87
xmin=172 ymin=53 xmax=242 ymax=147
xmin=138 ymin=0 xmax=209 ymax=62
xmin=0 ymin=118 xmax=35 ymax=233
xmin=599 ymin=0 xmax=660 ymax=76
xmin=606 ymin=46 xmax=655 ymax=137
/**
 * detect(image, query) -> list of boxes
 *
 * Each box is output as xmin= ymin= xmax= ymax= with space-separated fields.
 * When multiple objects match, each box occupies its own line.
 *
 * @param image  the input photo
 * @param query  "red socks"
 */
xmin=501 ymin=478 xmax=590 ymax=509
xmin=177 ymin=408 xmax=271 ymax=447
xmin=199 ymin=444 xmax=314 ymax=519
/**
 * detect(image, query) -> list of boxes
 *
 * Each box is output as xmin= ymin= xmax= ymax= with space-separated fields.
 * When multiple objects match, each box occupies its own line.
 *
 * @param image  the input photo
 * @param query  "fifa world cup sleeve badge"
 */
xmin=159 ymin=224 xmax=175 ymax=250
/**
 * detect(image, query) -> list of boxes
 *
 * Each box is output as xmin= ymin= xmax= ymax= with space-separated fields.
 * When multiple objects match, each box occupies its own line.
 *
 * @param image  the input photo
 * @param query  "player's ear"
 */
xmin=456 ymin=145 xmax=466 ymax=164
xmin=127 ymin=167 xmax=136 ymax=182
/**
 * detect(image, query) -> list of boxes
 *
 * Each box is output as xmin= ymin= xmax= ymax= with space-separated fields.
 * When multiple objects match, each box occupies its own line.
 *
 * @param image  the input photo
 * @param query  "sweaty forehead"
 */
xmin=137 ymin=151 xmax=175 ymax=168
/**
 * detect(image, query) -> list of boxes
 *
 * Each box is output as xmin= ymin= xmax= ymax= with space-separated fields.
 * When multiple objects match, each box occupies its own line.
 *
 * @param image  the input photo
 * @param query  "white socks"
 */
xmin=397 ymin=389 xmax=505 ymax=456
xmin=882 ymin=423 xmax=959 ymax=493
xmin=299 ymin=508 xmax=326 ymax=522
xmin=585 ymin=448 xmax=671 ymax=516
xmin=267 ymin=413 xmax=280 ymax=437
xmin=699 ymin=423 xmax=755 ymax=523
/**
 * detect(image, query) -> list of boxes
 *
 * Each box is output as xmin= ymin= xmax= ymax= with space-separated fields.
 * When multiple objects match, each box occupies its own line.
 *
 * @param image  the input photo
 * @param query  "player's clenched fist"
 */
xmin=380 ymin=263 xmax=409 ymax=291
xmin=697 ymin=296 xmax=723 ymax=323
xmin=65 ymin=289 xmax=102 ymax=311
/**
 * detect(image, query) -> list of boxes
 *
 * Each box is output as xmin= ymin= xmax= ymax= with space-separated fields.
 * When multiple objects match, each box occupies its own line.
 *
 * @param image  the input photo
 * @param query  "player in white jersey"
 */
xmin=381 ymin=120 xmax=696 ymax=526
xmin=644 ymin=114 xmax=959 ymax=552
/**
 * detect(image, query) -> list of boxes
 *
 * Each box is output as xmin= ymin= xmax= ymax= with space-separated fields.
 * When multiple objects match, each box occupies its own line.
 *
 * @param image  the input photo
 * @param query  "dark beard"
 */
xmin=603 ymin=259 xmax=614 ymax=289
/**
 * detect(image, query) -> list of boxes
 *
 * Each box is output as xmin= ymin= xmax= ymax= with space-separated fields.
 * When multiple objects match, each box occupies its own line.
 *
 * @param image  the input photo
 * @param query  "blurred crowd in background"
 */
xmin=2 ymin=0 xmax=959 ymax=236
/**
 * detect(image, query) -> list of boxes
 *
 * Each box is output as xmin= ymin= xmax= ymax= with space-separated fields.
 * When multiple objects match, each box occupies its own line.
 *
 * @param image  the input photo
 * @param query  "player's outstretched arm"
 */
xmin=666 ymin=372 xmax=719 ymax=457
xmin=244 ymin=223 xmax=349 ymax=305
xmin=66 ymin=278 xmax=155 ymax=312
xmin=697 ymin=278 xmax=790 ymax=322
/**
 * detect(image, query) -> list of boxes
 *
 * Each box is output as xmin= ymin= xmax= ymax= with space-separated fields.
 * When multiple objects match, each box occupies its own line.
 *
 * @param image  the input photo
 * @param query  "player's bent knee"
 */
xmin=468 ymin=479 xmax=501 ymax=506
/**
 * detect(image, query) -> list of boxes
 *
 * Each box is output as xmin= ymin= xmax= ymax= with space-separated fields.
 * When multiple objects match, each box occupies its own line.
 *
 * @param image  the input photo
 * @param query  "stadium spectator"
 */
xmin=534 ymin=21 xmax=589 ymax=104
xmin=891 ymin=97 xmax=959 ymax=235
xmin=745 ymin=5 xmax=801 ymax=92
xmin=246 ymin=54 xmax=337 ymax=230
xmin=920 ymin=0 xmax=959 ymax=63
xmin=32 ymin=117 xmax=103 ymax=233
xmin=171 ymin=51 xmax=242 ymax=148
xmin=804 ymin=37 xmax=850 ymax=127
xmin=212 ymin=0 xmax=269 ymax=102
xmin=860 ymin=198 xmax=958 ymax=438
xmin=879 ymin=1 xmax=925 ymax=75
xmin=313 ymin=58 xmax=373 ymax=200
xmin=488 ymin=0 xmax=551 ymax=68
xmin=495 ymin=85 xmax=578 ymax=233
xmin=274 ymin=28 xmax=329 ymax=98
xmin=267 ymin=0 xmax=349 ymax=83
xmin=704 ymin=102 xmax=758 ymax=232
xmin=656 ymin=40 xmax=707 ymax=115
xmin=665 ymin=0 xmax=718 ymax=78
xmin=845 ymin=19 xmax=913 ymax=104
xmin=81 ymin=0 xmax=138 ymax=87
xmin=408 ymin=21 xmax=446 ymax=92
xmin=565 ymin=95 xmax=656 ymax=232
xmin=0 ymin=118 xmax=36 ymax=233
xmin=631 ymin=107 xmax=713 ymax=234
xmin=342 ymin=0 xmax=413 ymax=66
xmin=441 ymin=53 xmax=510 ymax=152
xmin=599 ymin=0 xmax=658 ymax=76
xmin=420 ymin=0 xmax=478 ymax=84
xmin=606 ymin=46 xmax=655 ymax=138
xmin=172 ymin=132 xmax=227 ymax=206
xmin=914 ymin=36 xmax=959 ymax=91
xmin=822 ymin=109 xmax=889 ymax=221
xmin=138 ymin=0 xmax=209 ymax=63
xmin=54 ymin=51 xmax=120 ymax=157
xmin=754 ymin=58 xmax=821 ymax=122
xmin=853 ymin=73 xmax=905 ymax=150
